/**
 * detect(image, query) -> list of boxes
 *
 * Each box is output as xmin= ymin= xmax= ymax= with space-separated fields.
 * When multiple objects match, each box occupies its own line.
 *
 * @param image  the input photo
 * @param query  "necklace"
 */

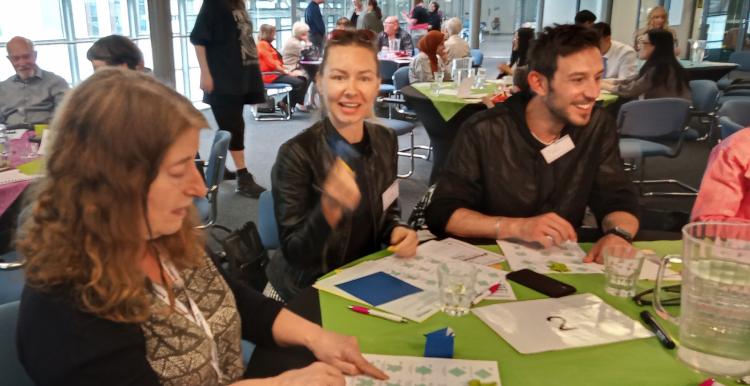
xmin=530 ymin=130 xmax=560 ymax=146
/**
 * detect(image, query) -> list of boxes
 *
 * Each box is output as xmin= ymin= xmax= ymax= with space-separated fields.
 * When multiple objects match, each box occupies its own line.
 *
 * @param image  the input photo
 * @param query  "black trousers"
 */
xmin=273 ymin=75 xmax=308 ymax=107
xmin=210 ymin=102 xmax=246 ymax=151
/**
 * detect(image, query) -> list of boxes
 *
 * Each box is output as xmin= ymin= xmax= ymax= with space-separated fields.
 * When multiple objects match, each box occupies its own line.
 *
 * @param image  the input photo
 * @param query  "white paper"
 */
xmin=498 ymin=240 xmax=604 ymax=274
xmin=472 ymin=293 xmax=653 ymax=354
xmin=346 ymin=354 xmax=501 ymax=386
xmin=381 ymin=179 xmax=399 ymax=212
xmin=315 ymin=250 xmax=515 ymax=322
xmin=0 ymin=169 xmax=37 ymax=185
xmin=639 ymin=257 xmax=682 ymax=281
xmin=419 ymin=238 xmax=504 ymax=266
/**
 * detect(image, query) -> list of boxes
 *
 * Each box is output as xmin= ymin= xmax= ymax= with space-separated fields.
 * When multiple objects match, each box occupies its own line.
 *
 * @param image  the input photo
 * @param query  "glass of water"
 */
xmin=474 ymin=68 xmax=487 ymax=88
xmin=603 ymin=245 xmax=646 ymax=297
xmin=437 ymin=262 xmax=477 ymax=316
xmin=432 ymin=72 xmax=444 ymax=95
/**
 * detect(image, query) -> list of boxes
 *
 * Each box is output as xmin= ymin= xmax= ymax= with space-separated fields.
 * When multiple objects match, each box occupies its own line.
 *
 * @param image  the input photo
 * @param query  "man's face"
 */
xmin=6 ymin=41 xmax=37 ymax=80
xmin=384 ymin=18 xmax=399 ymax=36
xmin=535 ymin=46 xmax=603 ymax=127
xmin=599 ymin=36 xmax=611 ymax=53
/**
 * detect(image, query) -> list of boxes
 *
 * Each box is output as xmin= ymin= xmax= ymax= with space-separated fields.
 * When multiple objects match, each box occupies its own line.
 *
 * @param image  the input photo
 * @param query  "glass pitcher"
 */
xmin=654 ymin=222 xmax=750 ymax=377
xmin=690 ymin=39 xmax=707 ymax=64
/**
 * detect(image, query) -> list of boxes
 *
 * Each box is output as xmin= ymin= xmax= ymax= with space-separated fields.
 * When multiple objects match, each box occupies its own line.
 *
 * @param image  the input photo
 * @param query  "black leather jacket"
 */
xmin=425 ymin=91 xmax=640 ymax=236
xmin=266 ymin=119 xmax=405 ymax=301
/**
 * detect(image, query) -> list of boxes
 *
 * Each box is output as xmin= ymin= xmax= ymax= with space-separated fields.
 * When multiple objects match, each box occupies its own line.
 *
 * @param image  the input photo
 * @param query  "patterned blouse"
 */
xmin=141 ymin=258 xmax=244 ymax=386
xmin=408 ymin=52 xmax=451 ymax=83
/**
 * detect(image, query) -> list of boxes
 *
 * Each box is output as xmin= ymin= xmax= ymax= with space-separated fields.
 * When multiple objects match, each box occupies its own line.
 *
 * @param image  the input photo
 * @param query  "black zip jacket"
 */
xmin=425 ymin=92 xmax=640 ymax=237
xmin=266 ymin=118 xmax=405 ymax=301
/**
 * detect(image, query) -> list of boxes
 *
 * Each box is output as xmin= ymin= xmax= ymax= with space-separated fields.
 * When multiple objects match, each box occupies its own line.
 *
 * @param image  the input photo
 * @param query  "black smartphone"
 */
xmin=506 ymin=269 xmax=576 ymax=298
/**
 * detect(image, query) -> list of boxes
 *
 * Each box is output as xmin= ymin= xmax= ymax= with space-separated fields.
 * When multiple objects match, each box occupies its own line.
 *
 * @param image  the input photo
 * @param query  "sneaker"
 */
xmin=236 ymin=173 xmax=266 ymax=198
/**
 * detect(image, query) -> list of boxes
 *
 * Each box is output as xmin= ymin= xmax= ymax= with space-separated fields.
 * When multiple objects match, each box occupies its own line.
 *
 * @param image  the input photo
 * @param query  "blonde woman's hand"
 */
xmin=273 ymin=362 xmax=345 ymax=386
xmin=320 ymin=158 xmax=361 ymax=226
xmin=308 ymin=329 xmax=388 ymax=380
xmin=389 ymin=226 xmax=418 ymax=258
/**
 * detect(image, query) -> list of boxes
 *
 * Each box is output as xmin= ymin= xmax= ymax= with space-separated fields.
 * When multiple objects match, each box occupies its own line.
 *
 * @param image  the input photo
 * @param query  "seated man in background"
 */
xmin=86 ymin=35 xmax=145 ymax=71
xmin=691 ymin=127 xmax=750 ymax=222
xmin=593 ymin=22 xmax=637 ymax=81
xmin=377 ymin=16 xmax=414 ymax=55
xmin=443 ymin=17 xmax=470 ymax=64
xmin=0 ymin=36 xmax=69 ymax=126
xmin=424 ymin=24 xmax=640 ymax=263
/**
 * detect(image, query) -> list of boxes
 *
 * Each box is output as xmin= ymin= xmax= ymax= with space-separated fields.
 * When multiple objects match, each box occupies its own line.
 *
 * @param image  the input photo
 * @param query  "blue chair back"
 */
xmin=689 ymin=80 xmax=718 ymax=113
xmin=205 ymin=130 xmax=231 ymax=188
xmin=719 ymin=116 xmax=745 ymax=139
xmin=393 ymin=66 xmax=411 ymax=90
xmin=0 ymin=301 xmax=34 ymax=386
xmin=729 ymin=51 xmax=750 ymax=71
xmin=617 ymin=98 xmax=691 ymax=139
xmin=717 ymin=99 xmax=750 ymax=138
xmin=258 ymin=191 xmax=279 ymax=250
xmin=379 ymin=60 xmax=399 ymax=85
xmin=470 ymin=49 xmax=483 ymax=67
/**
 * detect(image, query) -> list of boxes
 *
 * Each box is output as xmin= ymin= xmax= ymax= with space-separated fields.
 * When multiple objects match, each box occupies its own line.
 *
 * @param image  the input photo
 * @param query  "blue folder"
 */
xmin=336 ymin=271 xmax=422 ymax=306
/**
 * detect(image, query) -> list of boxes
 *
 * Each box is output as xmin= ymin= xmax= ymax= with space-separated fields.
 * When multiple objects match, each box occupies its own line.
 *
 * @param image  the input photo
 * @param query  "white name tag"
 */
xmin=540 ymin=134 xmax=575 ymax=164
xmin=381 ymin=179 xmax=399 ymax=212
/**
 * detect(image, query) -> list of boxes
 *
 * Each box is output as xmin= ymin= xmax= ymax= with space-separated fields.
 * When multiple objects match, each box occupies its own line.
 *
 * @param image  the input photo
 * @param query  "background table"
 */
xmin=249 ymin=240 xmax=724 ymax=385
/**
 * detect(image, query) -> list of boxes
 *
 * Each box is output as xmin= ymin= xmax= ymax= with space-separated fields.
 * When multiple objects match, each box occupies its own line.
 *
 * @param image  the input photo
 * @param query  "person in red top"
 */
xmin=258 ymin=24 xmax=308 ymax=113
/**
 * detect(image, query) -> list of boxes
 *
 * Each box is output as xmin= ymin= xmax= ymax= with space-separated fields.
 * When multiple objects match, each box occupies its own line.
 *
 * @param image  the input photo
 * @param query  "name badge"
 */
xmin=540 ymin=134 xmax=575 ymax=164
xmin=381 ymin=179 xmax=399 ymax=212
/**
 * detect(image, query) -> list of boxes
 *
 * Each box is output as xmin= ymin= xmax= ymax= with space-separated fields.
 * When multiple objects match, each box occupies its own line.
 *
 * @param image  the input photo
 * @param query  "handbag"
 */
xmin=301 ymin=45 xmax=320 ymax=61
xmin=218 ymin=221 xmax=269 ymax=291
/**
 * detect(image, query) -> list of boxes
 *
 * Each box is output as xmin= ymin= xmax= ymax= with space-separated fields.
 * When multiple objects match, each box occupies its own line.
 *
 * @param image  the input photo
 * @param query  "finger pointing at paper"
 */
xmin=389 ymin=226 xmax=418 ymax=258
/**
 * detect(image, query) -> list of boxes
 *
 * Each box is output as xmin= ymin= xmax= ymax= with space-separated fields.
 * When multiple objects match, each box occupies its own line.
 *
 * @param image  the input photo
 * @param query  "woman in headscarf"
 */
xmin=408 ymin=30 xmax=451 ymax=83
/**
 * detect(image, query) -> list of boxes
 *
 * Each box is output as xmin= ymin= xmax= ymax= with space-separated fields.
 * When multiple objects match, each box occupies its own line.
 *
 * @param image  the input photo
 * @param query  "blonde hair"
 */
xmin=18 ymin=68 xmax=207 ymax=323
xmin=259 ymin=24 xmax=276 ymax=42
xmin=292 ymin=21 xmax=310 ymax=38
xmin=647 ymin=5 xmax=669 ymax=29
xmin=445 ymin=17 xmax=462 ymax=36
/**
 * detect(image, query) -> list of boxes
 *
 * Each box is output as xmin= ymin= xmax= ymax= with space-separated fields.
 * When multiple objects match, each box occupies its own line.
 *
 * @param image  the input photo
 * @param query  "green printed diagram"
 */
xmin=346 ymin=354 xmax=501 ymax=386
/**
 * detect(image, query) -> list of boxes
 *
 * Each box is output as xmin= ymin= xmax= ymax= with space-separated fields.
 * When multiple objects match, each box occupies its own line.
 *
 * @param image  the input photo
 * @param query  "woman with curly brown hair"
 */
xmin=15 ymin=68 xmax=386 ymax=386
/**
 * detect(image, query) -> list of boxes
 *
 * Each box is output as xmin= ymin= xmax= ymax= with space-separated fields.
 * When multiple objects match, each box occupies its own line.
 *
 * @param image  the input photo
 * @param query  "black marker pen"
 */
xmin=640 ymin=310 xmax=676 ymax=349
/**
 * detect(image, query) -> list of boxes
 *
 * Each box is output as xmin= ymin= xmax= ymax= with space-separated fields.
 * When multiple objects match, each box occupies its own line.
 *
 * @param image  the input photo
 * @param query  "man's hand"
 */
xmin=584 ymin=233 xmax=630 ymax=264
xmin=307 ymin=329 xmax=388 ymax=380
xmin=389 ymin=225 xmax=418 ymax=257
xmin=505 ymin=212 xmax=577 ymax=248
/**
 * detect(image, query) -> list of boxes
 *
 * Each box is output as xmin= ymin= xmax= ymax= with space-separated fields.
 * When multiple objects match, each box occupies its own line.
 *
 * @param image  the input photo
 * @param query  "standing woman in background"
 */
xmin=350 ymin=0 xmax=364 ymax=28
xmin=357 ymin=0 xmax=384 ymax=34
xmin=191 ymin=0 xmax=267 ymax=198
xmin=633 ymin=5 xmax=680 ymax=55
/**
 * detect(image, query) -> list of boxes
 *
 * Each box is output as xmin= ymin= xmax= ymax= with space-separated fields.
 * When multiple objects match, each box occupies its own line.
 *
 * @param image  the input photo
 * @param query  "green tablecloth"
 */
xmin=320 ymin=240 xmax=722 ymax=386
xmin=412 ymin=82 xmax=619 ymax=121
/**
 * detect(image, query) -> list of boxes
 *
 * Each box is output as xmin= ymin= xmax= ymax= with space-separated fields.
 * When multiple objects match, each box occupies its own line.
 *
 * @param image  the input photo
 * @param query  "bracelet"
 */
xmin=494 ymin=218 xmax=501 ymax=240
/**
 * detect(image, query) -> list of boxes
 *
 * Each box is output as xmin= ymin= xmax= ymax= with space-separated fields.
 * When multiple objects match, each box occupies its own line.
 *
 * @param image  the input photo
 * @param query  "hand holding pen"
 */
xmin=388 ymin=226 xmax=418 ymax=258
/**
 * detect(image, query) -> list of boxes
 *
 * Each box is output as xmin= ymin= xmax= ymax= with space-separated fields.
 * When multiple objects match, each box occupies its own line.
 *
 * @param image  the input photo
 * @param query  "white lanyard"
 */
xmin=151 ymin=260 xmax=224 ymax=383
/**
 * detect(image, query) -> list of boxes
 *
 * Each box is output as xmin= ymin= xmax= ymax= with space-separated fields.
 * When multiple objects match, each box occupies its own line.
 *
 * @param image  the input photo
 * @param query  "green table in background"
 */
xmin=320 ymin=240 xmax=721 ymax=386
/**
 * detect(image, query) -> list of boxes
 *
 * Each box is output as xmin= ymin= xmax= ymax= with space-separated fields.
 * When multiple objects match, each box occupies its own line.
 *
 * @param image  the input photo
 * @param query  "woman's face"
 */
xmin=429 ymin=2 xmax=436 ymax=12
xmin=145 ymin=128 xmax=206 ymax=239
xmin=650 ymin=9 xmax=666 ymax=28
xmin=639 ymin=36 xmax=655 ymax=60
xmin=437 ymin=43 xmax=446 ymax=58
xmin=352 ymin=0 xmax=361 ymax=9
xmin=299 ymin=31 xmax=309 ymax=41
xmin=269 ymin=28 xmax=276 ymax=42
xmin=318 ymin=45 xmax=379 ymax=131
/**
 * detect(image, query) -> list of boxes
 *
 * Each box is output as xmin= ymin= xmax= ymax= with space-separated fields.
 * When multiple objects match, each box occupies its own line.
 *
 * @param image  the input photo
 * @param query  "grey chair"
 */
xmin=717 ymin=99 xmax=750 ymax=139
xmin=195 ymin=130 xmax=231 ymax=230
xmin=379 ymin=60 xmax=399 ymax=95
xmin=617 ymin=98 xmax=697 ymax=196
xmin=689 ymin=80 xmax=719 ymax=140
xmin=0 ymin=301 xmax=35 ymax=386
xmin=718 ymin=51 xmax=750 ymax=89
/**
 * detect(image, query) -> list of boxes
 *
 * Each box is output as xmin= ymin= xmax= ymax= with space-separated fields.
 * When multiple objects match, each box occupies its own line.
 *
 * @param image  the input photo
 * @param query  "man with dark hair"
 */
xmin=424 ymin=24 xmax=639 ymax=263
xmin=86 ymin=35 xmax=144 ymax=71
xmin=592 ymin=22 xmax=637 ymax=81
xmin=575 ymin=10 xmax=596 ymax=27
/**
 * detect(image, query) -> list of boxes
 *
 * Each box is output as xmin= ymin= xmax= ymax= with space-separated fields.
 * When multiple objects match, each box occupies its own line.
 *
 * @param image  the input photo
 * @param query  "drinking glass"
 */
xmin=603 ymin=245 xmax=646 ymax=297
xmin=474 ymin=68 xmax=487 ymax=88
xmin=437 ymin=262 xmax=477 ymax=317
xmin=432 ymin=72 xmax=444 ymax=95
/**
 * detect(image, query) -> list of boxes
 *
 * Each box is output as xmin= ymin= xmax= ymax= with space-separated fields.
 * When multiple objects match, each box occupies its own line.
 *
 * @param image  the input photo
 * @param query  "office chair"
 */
xmin=195 ymin=130 xmax=231 ymax=231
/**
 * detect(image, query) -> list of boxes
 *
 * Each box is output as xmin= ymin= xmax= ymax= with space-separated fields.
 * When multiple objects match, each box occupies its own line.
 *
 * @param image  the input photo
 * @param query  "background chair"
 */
xmin=717 ymin=99 xmax=750 ymax=139
xmin=470 ymin=49 xmax=483 ymax=68
xmin=379 ymin=60 xmax=399 ymax=95
xmin=617 ymin=98 xmax=697 ymax=196
xmin=257 ymin=191 xmax=279 ymax=251
xmin=718 ymin=51 xmax=750 ymax=89
xmin=688 ymin=79 xmax=719 ymax=140
xmin=0 ymin=301 xmax=35 ymax=386
xmin=195 ymin=130 xmax=231 ymax=231
xmin=252 ymin=74 xmax=293 ymax=121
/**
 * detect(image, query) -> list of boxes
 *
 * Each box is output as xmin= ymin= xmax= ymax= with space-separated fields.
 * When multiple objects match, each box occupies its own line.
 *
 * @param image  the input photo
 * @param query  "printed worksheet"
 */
xmin=418 ymin=238 xmax=505 ymax=266
xmin=346 ymin=354 xmax=501 ymax=386
xmin=497 ymin=240 xmax=603 ymax=274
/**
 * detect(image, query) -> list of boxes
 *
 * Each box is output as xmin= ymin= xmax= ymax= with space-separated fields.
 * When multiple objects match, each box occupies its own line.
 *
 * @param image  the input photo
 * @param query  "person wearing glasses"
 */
xmin=377 ymin=16 xmax=414 ymax=55
xmin=600 ymin=30 xmax=691 ymax=101
xmin=265 ymin=29 xmax=418 ymax=302
xmin=0 ymin=36 xmax=69 ymax=126
xmin=16 ymin=68 xmax=387 ymax=386
xmin=424 ymin=24 xmax=640 ymax=263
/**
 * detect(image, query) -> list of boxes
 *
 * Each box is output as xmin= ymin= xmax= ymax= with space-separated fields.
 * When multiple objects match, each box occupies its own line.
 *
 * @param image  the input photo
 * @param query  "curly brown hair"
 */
xmin=17 ymin=68 xmax=208 ymax=323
